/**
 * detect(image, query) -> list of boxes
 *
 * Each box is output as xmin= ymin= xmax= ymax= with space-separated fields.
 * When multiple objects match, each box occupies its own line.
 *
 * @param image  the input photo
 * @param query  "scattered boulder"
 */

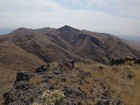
xmin=123 ymin=56 xmax=136 ymax=62
xmin=127 ymin=72 xmax=135 ymax=80
xmin=110 ymin=57 xmax=124 ymax=65
xmin=35 ymin=64 xmax=49 ymax=73
xmin=53 ymin=70 xmax=61 ymax=75
xmin=42 ymin=76 xmax=48 ymax=82
xmin=14 ymin=72 xmax=33 ymax=84
xmin=110 ymin=56 xmax=140 ymax=65
xmin=96 ymin=100 xmax=110 ymax=105
xmin=66 ymin=59 xmax=75 ymax=68
xmin=134 ymin=59 xmax=140 ymax=64
xmin=112 ymin=99 xmax=122 ymax=105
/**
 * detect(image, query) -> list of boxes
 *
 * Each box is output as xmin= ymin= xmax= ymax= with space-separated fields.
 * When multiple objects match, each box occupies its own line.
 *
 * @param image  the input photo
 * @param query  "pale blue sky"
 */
xmin=0 ymin=0 xmax=140 ymax=36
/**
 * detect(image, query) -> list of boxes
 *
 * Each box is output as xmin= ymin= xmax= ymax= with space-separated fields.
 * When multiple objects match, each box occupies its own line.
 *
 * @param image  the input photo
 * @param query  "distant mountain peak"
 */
xmin=60 ymin=25 xmax=72 ymax=28
xmin=14 ymin=27 xmax=32 ymax=32
xmin=58 ymin=25 xmax=79 ymax=35
xmin=10 ymin=27 xmax=35 ymax=36
xmin=36 ymin=27 xmax=54 ymax=32
xmin=59 ymin=25 xmax=78 ymax=31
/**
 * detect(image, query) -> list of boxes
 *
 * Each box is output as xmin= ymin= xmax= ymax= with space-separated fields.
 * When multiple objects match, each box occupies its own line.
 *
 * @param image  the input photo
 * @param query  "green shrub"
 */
xmin=33 ymin=90 xmax=66 ymax=105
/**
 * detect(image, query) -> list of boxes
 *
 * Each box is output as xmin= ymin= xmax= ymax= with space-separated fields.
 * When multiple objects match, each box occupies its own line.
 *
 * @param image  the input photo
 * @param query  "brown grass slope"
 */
xmin=0 ymin=63 xmax=17 ymax=104
xmin=75 ymin=63 xmax=140 ymax=105
xmin=1 ymin=25 xmax=140 ymax=64
xmin=0 ymin=42 xmax=45 ymax=71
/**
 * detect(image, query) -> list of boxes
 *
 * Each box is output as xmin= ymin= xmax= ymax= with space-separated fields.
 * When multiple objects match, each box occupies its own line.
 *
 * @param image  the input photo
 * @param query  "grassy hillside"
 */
xmin=76 ymin=63 xmax=140 ymax=105
xmin=0 ymin=63 xmax=17 ymax=104
xmin=0 ymin=42 xmax=45 ymax=71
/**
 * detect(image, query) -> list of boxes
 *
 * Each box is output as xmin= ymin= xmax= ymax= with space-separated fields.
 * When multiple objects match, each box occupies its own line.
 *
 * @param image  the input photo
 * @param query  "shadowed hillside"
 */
xmin=0 ymin=25 xmax=140 ymax=64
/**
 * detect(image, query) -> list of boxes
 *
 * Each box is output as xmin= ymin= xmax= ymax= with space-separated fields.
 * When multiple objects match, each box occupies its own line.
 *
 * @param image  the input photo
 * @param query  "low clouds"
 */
xmin=0 ymin=0 xmax=140 ymax=36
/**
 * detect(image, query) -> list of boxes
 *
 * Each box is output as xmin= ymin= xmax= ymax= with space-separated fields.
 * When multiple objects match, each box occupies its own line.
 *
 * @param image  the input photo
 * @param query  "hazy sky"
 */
xmin=0 ymin=0 xmax=140 ymax=36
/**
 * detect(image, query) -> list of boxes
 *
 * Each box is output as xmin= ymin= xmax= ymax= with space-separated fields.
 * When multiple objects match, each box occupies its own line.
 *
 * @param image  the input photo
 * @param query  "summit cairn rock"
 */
xmin=66 ymin=59 xmax=75 ymax=68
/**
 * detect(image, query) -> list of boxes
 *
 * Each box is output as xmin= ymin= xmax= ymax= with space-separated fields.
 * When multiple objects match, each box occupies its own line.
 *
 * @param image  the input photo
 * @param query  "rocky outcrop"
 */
xmin=3 ymin=71 xmax=46 ymax=105
xmin=35 ymin=65 xmax=49 ymax=73
xmin=3 ymin=64 xmax=122 ymax=105
xmin=135 ymin=59 xmax=140 ymax=64
xmin=110 ymin=56 xmax=140 ymax=65
xmin=65 ymin=59 xmax=75 ymax=68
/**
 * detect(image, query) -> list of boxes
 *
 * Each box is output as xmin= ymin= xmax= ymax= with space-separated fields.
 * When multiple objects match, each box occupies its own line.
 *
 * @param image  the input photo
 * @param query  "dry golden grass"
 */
xmin=28 ymin=75 xmax=42 ymax=85
xmin=0 ymin=42 xmax=45 ymax=71
xmin=0 ymin=63 xmax=17 ymax=104
xmin=75 ymin=62 xmax=140 ymax=105
xmin=49 ymin=79 xmax=57 ymax=84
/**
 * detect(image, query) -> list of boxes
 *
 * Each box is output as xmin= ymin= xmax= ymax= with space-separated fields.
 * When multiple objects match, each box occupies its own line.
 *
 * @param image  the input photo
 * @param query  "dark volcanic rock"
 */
xmin=35 ymin=64 xmax=49 ymax=73
xmin=135 ymin=58 xmax=140 ymax=64
xmin=66 ymin=59 xmax=75 ymax=68
xmin=110 ymin=57 xmax=125 ymax=65
xmin=3 ymin=68 xmax=49 ymax=105
xmin=96 ymin=100 xmax=110 ymax=105
xmin=14 ymin=72 xmax=33 ymax=84
xmin=3 ymin=86 xmax=43 ymax=105
xmin=3 ymin=64 xmax=122 ymax=105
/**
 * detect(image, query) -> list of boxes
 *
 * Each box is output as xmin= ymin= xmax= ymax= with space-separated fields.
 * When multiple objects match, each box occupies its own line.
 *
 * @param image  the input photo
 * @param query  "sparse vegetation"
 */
xmin=1 ymin=62 xmax=140 ymax=105
xmin=33 ymin=90 xmax=66 ymax=105
xmin=28 ymin=75 xmax=42 ymax=85
xmin=76 ymin=63 xmax=140 ymax=105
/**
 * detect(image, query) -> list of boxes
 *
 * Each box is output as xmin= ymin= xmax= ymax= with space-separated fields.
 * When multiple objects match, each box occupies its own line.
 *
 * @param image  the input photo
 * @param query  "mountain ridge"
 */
xmin=0 ymin=25 xmax=140 ymax=64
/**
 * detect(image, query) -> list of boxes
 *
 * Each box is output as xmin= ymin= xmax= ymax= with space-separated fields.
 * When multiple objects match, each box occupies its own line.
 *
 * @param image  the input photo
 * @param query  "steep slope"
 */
xmin=0 ymin=25 xmax=140 ymax=64
xmin=0 ymin=42 xmax=45 ymax=71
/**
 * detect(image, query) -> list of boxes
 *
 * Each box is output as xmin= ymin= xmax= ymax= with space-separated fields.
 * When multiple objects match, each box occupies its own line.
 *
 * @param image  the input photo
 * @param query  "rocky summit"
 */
xmin=3 ymin=62 xmax=134 ymax=105
xmin=3 ymin=64 xmax=122 ymax=105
